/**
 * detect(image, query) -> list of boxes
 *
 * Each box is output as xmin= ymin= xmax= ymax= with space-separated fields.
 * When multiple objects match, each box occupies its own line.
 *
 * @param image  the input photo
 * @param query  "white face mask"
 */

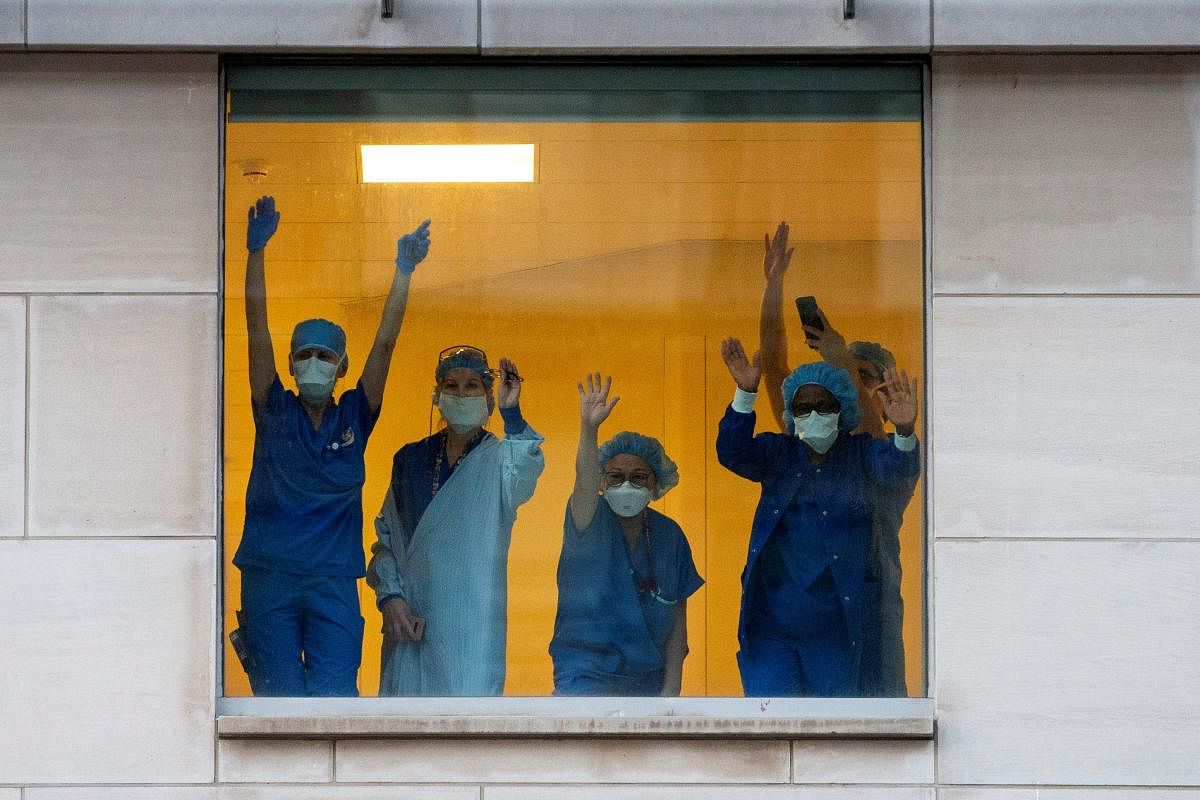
xmin=294 ymin=355 xmax=339 ymax=404
xmin=438 ymin=394 xmax=489 ymax=434
xmin=603 ymin=481 xmax=652 ymax=518
xmin=793 ymin=411 xmax=840 ymax=454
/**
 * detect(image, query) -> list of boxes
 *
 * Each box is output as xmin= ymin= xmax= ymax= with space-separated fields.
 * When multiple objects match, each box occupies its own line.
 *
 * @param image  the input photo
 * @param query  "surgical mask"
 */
xmin=603 ymin=481 xmax=652 ymax=518
xmin=294 ymin=356 xmax=339 ymax=404
xmin=438 ymin=394 xmax=489 ymax=433
xmin=793 ymin=411 xmax=840 ymax=454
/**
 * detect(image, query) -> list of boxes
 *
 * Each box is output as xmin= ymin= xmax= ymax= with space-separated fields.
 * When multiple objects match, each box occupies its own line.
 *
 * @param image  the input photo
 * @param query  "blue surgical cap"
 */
xmin=781 ymin=361 xmax=861 ymax=434
xmin=598 ymin=431 xmax=680 ymax=500
xmin=435 ymin=348 xmax=495 ymax=389
xmin=291 ymin=319 xmax=347 ymax=366
xmin=848 ymin=340 xmax=896 ymax=380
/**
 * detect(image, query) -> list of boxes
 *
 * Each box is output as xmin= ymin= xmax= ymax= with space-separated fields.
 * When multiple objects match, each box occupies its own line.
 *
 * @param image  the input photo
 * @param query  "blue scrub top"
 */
xmin=235 ymin=376 xmax=379 ymax=577
xmin=550 ymin=502 xmax=703 ymax=687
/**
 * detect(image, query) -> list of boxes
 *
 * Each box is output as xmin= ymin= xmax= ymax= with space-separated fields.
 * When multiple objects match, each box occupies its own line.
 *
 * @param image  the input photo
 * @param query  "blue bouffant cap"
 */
xmin=598 ymin=431 xmax=680 ymax=500
xmin=435 ymin=347 xmax=495 ymax=389
xmin=848 ymin=340 xmax=896 ymax=380
xmin=781 ymin=361 xmax=861 ymax=434
xmin=291 ymin=319 xmax=347 ymax=366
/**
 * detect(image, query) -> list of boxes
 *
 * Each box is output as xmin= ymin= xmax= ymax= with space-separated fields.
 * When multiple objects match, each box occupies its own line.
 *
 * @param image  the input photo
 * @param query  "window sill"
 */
xmin=217 ymin=697 xmax=934 ymax=739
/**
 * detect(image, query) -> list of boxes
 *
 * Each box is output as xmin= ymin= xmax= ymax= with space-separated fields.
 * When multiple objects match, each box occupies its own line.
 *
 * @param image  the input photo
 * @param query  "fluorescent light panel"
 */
xmin=361 ymin=144 xmax=535 ymax=183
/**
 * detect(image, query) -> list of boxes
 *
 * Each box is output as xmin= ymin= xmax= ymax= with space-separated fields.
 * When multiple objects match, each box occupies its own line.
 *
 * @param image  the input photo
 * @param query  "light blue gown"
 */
xmin=367 ymin=425 xmax=544 ymax=696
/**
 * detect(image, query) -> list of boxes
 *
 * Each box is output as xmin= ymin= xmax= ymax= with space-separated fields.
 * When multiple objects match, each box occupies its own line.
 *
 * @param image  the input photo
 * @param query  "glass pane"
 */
xmin=223 ymin=63 xmax=925 ymax=698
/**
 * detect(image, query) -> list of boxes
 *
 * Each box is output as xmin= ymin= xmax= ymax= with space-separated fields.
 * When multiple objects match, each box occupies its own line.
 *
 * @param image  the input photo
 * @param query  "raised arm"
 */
xmin=803 ymin=307 xmax=884 ymax=438
xmin=497 ymin=358 xmax=546 ymax=518
xmin=716 ymin=338 xmax=788 ymax=483
xmin=359 ymin=219 xmax=431 ymax=412
xmin=759 ymin=223 xmax=794 ymax=432
xmin=879 ymin=366 xmax=918 ymax=439
xmin=569 ymin=373 xmax=620 ymax=532
xmin=245 ymin=196 xmax=280 ymax=406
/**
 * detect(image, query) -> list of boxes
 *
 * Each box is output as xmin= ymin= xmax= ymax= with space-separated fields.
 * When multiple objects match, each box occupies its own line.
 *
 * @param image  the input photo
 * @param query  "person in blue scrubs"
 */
xmin=756 ymin=221 xmax=919 ymax=696
xmin=716 ymin=338 xmax=920 ymax=697
xmin=233 ymin=196 xmax=430 ymax=696
xmin=550 ymin=373 xmax=703 ymax=696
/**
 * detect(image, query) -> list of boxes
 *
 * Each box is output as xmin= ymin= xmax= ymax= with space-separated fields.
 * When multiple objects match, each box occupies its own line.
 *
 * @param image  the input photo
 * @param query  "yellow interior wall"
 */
xmin=223 ymin=119 xmax=924 ymax=697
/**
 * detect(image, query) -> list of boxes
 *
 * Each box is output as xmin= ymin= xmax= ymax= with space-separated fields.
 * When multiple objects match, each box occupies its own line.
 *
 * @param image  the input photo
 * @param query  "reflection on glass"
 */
xmin=221 ymin=64 xmax=926 ymax=698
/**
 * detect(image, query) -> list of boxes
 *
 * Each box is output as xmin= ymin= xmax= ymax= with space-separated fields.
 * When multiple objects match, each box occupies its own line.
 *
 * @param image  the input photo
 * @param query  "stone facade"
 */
xmin=1 ymin=3 xmax=1198 ymax=795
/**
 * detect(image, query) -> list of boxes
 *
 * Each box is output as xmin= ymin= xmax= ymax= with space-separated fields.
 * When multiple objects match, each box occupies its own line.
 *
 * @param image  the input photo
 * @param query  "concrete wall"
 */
xmin=7 ymin=0 xmax=1200 ymax=51
xmin=1 ymin=4 xmax=1199 ymax=796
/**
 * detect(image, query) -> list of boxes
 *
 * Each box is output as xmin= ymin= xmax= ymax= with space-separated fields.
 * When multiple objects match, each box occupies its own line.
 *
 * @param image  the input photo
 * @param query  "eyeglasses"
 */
xmin=438 ymin=344 xmax=489 ymax=366
xmin=437 ymin=344 xmax=523 ymax=383
xmin=604 ymin=471 xmax=653 ymax=488
xmin=792 ymin=402 xmax=840 ymax=416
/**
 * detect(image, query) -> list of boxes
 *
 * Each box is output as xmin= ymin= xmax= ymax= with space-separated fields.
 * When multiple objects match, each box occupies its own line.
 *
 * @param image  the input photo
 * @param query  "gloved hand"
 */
xmin=395 ymin=219 xmax=431 ymax=274
xmin=247 ymin=196 xmax=280 ymax=252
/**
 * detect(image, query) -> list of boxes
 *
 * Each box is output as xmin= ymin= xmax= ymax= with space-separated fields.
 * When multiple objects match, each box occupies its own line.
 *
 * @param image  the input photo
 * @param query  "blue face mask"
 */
xmin=793 ymin=411 xmax=840 ymax=453
xmin=294 ymin=356 xmax=338 ymax=404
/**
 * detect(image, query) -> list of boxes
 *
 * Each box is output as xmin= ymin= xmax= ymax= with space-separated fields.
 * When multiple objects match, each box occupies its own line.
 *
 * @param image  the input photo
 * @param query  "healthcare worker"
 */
xmin=367 ymin=345 xmax=545 ymax=696
xmin=233 ymin=195 xmax=431 ymax=696
xmin=549 ymin=374 xmax=703 ymax=696
xmin=716 ymin=337 xmax=920 ymax=697
xmin=756 ymin=221 xmax=919 ymax=696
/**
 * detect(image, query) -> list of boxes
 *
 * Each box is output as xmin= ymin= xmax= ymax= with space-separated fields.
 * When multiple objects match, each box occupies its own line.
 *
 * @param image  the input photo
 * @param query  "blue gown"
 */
xmin=716 ymin=404 xmax=920 ymax=696
xmin=550 ymin=502 xmax=703 ymax=696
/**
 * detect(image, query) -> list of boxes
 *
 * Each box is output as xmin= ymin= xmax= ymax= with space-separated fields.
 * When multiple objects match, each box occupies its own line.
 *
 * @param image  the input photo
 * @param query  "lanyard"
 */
xmin=430 ymin=429 xmax=483 ymax=497
xmin=625 ymin=518 xmax=678 ymax=606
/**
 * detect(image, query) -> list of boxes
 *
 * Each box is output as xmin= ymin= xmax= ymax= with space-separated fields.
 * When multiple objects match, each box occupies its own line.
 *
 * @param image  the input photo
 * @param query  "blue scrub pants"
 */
xmin=238 ymin=566 xmax=364 ymax=697
xmin=738 ymin=624 xmax=858 ymax=697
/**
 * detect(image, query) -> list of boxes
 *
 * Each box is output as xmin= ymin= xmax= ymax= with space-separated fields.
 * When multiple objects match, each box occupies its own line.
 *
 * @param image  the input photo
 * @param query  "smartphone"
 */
xmin=795 ymin=295 xmax=825 ymax=333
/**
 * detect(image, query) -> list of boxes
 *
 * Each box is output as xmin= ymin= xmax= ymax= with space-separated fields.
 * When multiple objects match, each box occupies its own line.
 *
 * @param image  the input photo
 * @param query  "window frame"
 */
xmin=215 ymin=56 xmax=935 ymax=737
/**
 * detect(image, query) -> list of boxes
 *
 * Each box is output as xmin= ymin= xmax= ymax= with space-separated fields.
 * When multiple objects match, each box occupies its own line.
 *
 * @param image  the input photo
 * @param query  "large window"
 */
xmin=222 ymin=62 xmax=926 ymax=699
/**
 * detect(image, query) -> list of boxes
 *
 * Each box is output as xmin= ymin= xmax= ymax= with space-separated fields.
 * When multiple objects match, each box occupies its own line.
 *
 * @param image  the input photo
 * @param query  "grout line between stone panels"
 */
xmin=0 ymin=291 xmax=219 ymax=298
xmin=932 ymin=783 xmax=1200 ymax=790
xmin=936 ymin=535 xmax=1200 ymax=543
xmin=6 ymin=535 xmax=218 ymax=541
xmin=30 ymin=784 xmax=1169 ymax=791
xmin=23 ymin=295 xmax=30 ymax=539
xmin=933 ymin=291 xmax=1200 ymax=299
xmin=928 ymin=0 xmax=934 ymax=51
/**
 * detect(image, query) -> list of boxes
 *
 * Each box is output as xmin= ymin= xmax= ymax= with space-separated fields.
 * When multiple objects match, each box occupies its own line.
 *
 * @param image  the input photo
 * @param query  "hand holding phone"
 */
xmin=795 ymin=296 xmax=825 ymax=334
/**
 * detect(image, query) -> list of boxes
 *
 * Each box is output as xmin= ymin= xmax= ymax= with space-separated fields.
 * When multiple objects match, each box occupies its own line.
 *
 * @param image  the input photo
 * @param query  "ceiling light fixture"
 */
xmin=361 ymin=144 xmax=536 ymax=183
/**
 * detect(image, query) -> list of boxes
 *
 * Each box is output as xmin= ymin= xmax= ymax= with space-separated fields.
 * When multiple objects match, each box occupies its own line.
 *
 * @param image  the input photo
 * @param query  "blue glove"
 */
xmin=247 ymin=196 xmax=280 ymax=252
xmin=395 ymin=219 xmax=431 ymax=274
